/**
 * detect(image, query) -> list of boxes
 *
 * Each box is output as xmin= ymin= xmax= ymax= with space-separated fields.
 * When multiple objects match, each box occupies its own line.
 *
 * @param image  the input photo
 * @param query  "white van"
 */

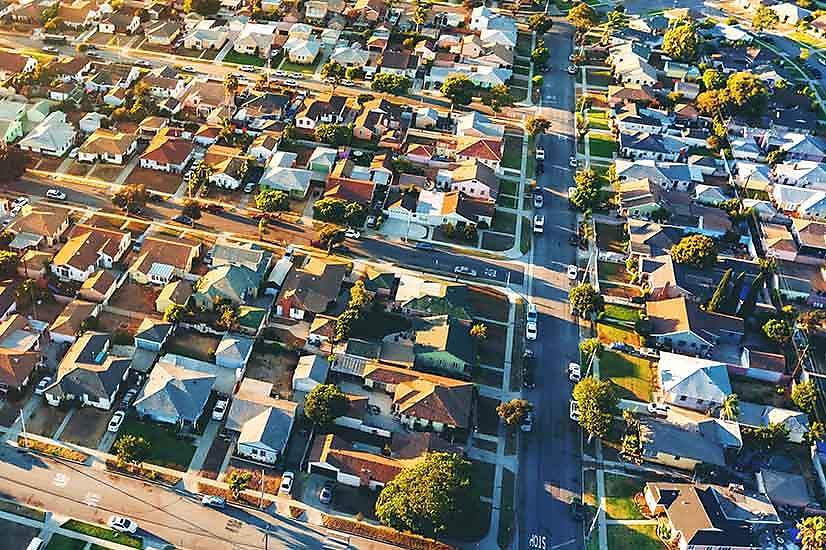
xmin=26 ymin=537 xmax=44 ymax=550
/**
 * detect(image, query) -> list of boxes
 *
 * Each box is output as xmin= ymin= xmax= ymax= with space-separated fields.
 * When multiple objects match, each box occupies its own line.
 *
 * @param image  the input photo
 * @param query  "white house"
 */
xmin=17 ymin=111 xmax=76 ymax=157
xmin=226 ymin=378 xmax=298 ymax=465
xmin=284 ymin=37 xmax=320 ymax=64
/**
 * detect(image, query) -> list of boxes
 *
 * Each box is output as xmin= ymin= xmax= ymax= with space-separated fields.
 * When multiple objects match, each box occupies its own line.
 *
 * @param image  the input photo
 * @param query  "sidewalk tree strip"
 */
xmin=17 ymin=436 xmax=89 ymax=463
xmin=321 ymin=515 xmax=458 ymax=550
xmin=46 ymin=534 xmax=86 ymax=550
xmin=0 ymin=499 xmax=46 ymax=521
xmin=604 ymin=474 xmax=645 ymax=520
xmin=105 ymin=459 xmax=183 ymax=486
xmin=62 ymin=520 xmax=142 ymax=549
xmin=197 ymin=481 xmax=274 ymax=509
xmin=497 ymin=469 xmax=515 ymax=548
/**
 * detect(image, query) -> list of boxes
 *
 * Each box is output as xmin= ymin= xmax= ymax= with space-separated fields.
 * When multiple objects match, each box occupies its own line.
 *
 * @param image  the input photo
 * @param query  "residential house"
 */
xmin=98 ymin=10 xmax=141 ymax=33
xmin=608 ymin=42 xmax=658 ymax=86
xmin=130 ymin=236 xmax=201 ymax=286
xmin=413 ymin=315 xmax=475 ymax=374
xmin=0 ymin=314 xmax=42 ymax=394
xmin=607 ymin=84 xmax=658 ymax=108
xmin=426 ymin=63 xmax=511 ymax=90
xmin=140 ymin=130 xmax=195 ymax=173
xmin=276 ymin=257 xmax=347 ymax=319
xmin=78 ymin=270 xmax=117 ymax=303
xmin=215 ymin=332 xmax=254 ymax=371
xmin=0 ymin=51 xmax=36 ymax=81
xmin=204 ymin=145 xmax=248 ymax=190
xmin=627 ymin=219 xmax=681 ymax=257
xmin=615 ymin=159 xmax=702 ymax=192
xmin=307 ymin=146 xmax=338 ymax=179
xmin=379 ymin=51 xmax=418 ymax=78
xmin=248 ymin=132 xmax=281 ymax=163
xmin=192 ymin=264 xmax=262 ymax=310
xmin=134 ymin=360 xmax=215 ymax=428
xmin=234 ymin=22 xmax=276 ymax=57
xmin=770 ymin=2 xmax=811 ymax=24
xmin=79 ymin=112 xmax=105 ymax=134
xmin=292 ymin=355 xmax=329 ymax=392
xmin=455 ymin=111 xmax=505 ymax=140
xmin=259 ymin=151 xmax=313 ymax=198
xmin=657 ymin=351 xmax=732 ymax=412
xmin=619 ymin=131 xmax=687 ymax=162
xmin=294 ymin=94 xmax=349 ymax=130
xmin=0 ymin=100 xmax=26 ymax=144
xmin=330 ymin=44 xmax=370 ymax=67
xmin=773 ymin=160 xmax=826 ymax=188
xmin=78 ymin=129 xmax=138 ymax=164
xmin=353 ymin=98 xmax=405 ymax=142
xmin=145 ymin=20 xmax=181 ymax=45
xmin=211 ymin=239 xmax=272 ymax=275
xmin=443 ymin=159 xmax=499 ymax=201
xmin=393 ymin=274 xmax=470 ymax=318
xmin=646 ymin=296 xmax=744 ymax=355
xmin=737 ymin=401 xmax=809 ymax=444
xmin=48 ymin=300 xmax=97 ymax=344
xmin=284 ymin=37 xmax=320 ymax=64
xmin=226 ymin=378 xmax=298 ymax=464
xmin=385 ymin=189 xmax=493 ymax=229
xmin=44 ymin=332 xmax=131 ymax=410
xmin=353 ymin=0 xmax=385 ymax=21
xmin=155 ymin=280 xmax=193 ymax=314
xmin=142 ymin=67 xmax=186 ymax=99
xmin=183 ymin=22 xmax=228 ymax=50
xmin=235 ymin=93 xmax=290 ymax=131
xmin=134 ymin=318 xmax=173 ymax=353
xmin=6 ymin=205 xmax=71 ymax=250
xmin=639 ymin=415 xmax=740 ymax=470
xmin=309 ymin=433 xmax=404 ymax=489
xmin=618 ymin=178 xmax=665 ymax=219
xmin=17 ymin=111 xmax=76 ymax=157
xmin=180 ymin=78 xmax=227 ymax=119
xmin=51 ymin=225 xmax=131 ymax=283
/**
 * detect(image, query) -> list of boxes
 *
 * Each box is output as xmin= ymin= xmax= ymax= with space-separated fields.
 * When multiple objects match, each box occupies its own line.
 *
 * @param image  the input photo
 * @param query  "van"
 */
xmin=26 ymin=537 xmax=44 ymax=550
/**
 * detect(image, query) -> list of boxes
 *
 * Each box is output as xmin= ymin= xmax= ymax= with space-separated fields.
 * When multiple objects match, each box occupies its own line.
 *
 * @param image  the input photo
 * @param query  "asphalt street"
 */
xmin=516 ymin=19 xmax=583 ymax=550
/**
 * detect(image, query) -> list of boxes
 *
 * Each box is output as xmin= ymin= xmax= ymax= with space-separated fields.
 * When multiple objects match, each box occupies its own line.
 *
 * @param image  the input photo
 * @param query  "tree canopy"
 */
xmin=314 ymin=123 xmax=353 ymax=146
xmin=528 ymin=13 xmax=553 ymax=33
xmin=255 ymin=189 xmax=290 ymax=213
xmin=371 ymin=73 xmax=412 ymax=94
xmin=567 ymin=2 xmax=597 ymax=30
xmin=320 ymin=61 xmax=346 ymax=90
xmin=441 ymin=74 xmax=475 ymax=106
xmin=375 ymin=452 xmax=475 ymax=537
xmin=798 ymin=516 xmax=826 ymax=550
xmin=662 ymin=22 xmax=702 ymax=62
xmin=762 ymin=318 xmax=792 ymax=345
xmin=497 ymin=399 xmax=533 ymax=426
xmin=702 ymin=69 xmax=726 ymax=91
xmin=304 ymin=384 xmax=347 ymax=425
xmin=572 ymin=377 xmax=617 ymax=438
xmin=670 ymin=234 xmax=717 ymax=268
xmin=752 ymin=6 xmax=779 ymax=31
xmin=569 ymin=282 xmax=603 ymax=319
xmin=792 ymin=380 xmax=817 ymax=414
xmin=114 ymin=434 xmax=149 ymax=465
xmin=726 ymin=71 xmax=769 ymax=118
xmin=526 ymin=116 xmax=551 ymax=137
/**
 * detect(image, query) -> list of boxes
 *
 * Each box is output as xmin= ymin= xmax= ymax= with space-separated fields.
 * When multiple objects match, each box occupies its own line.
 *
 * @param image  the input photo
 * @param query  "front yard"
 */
xmin=115 ymin=416 xmax=196 ymax=471
xmin=476 ymin=395 xmax=501 ymax=436
xmin=607 ymin=524 xmax=664 ymax=550
xmin=467 ymin=286 xmax=510 ymax=322
xmin=26 ymin=403 xmax=69 ymax=437
xmin=599 ymin=350 xmax=654 ymax=402
xmin=588 ymin=133 xmax=618 ymax=159
xmin=223 ymin=50 xmax=266 ymax=66
xmin=59 ymin=407 xmax=112 ymax=448
xmin=478 ymin=322 xmax=507 ymax=366
xmin=595 ymin=221 xmax=627 ymax=254
xmin=604 ymin=473 xmax=644 ymax=520
xmin=501 ymin=134 xmax=523 ymax=170
xmin=126 ymin=168 xmax=182 ymax=195
xmin=597 ymin=323 xmax=642 ymax=347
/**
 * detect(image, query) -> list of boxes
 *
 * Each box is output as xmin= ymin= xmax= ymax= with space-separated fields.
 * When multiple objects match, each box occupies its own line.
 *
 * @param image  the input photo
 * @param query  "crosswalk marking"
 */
xmin=83 ymin=492 xmax=100 ymax=507
xmin=53 ymin=473 xmax=68 ymax=487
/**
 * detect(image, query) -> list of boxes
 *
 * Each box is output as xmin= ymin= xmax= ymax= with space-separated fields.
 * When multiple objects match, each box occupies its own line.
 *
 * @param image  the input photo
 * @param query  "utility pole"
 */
xmin=260 ymin=468 xmax=265 ymax=509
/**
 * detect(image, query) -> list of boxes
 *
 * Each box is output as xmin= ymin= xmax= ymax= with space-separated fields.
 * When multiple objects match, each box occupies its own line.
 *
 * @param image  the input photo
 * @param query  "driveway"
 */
xmin=378 ymin=218 xmax=428 ymax=240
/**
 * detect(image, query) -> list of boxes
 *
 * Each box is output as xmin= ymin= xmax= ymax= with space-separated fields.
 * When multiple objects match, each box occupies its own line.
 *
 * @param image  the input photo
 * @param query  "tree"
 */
xmin=163 ymin=304 xmax=185 ymax=323
xmin=531 ymin=41 xmax=550 ymax=65
xmin=371 ymin=73 xmax=412 ymax=94
xmin=223 ymin=73 xmax=239 ymax=102
xmin=183 ymin=0 xmax=220 ymax=15
xmin=621 ymin=433 xmax=642 ymax=464
xmin=113 ymin=434 xmax=149 ymax=465
xmin=188 ymin=159 xmax=212 ymax=196
xmin=412 ymin=0 xmax=430 ymax=32
xmin=0 ymin=250 xmax=18 ymax=277
xmin=112 ymin=184 xmax=147 ymax=213
xmin=569 ymin=283 xmax=603 ymax=319
xmin=314 ymin=123 xmax=352 ymax=146
xmin=497 ymin=399 xmax=533 ymax=426
xmin=484 ymin=84 xmax=513 ymax=111
xmin=313 ymin=197 xmax=348 ymax=223
xmin=532 ymin=74 xmax=544 ymax=88
xmin=766 ymin=149 xmax=787 ymax=166
xmin=526 ymin=116 xmax=551 ymax=137
xmin=720 ymin=393 xmax=740 ymax=421
xmin=671 ymin=234 xmax=717 ymax=268
xmin=375 ymin=452 xmax=475 ymax=537
xmin=255 ymin=190 xmax=290 ymax=213
xmin=226 ymin=470 xmax=253 ymax=500
xmin=726 ymin=72 xmax=769 ymax=118
xmin=215 ymin=304 xmax=238 ymax=330
xmin=745 ymin=422 xmax=789 ymax=450
xmin=798 ymin=516 xmax=826 ymax=550
xmin=318 ymin=224 xmax=346 ymax=254
xmin=763 ymin=318 xmax=792 ymax=344
xmin=702 ymin=69 xmax=726 ymax=91
xmin=707 ymin=268 xmax=732 ymax=312
xmin=181 ymin=199 xmax=201 ymax=220
xmin=567 ymin=2 xmax=597 ymax=31
xmin=304 ymin=384 xmax=347 ymax=425
xmin=570 ymin=168 xmax=600 ymax=211
xmin=579 ymin=338 xmax=602 ymax=362
xmin=528 ymin=13 xmax=553 ymax=33
xmin=320 ymin=60 xmax=346 ymax=91
xmin=344 ymin=201 xmax=366 ymax=227
xmin=792 ymin=380 xmax=817 ymax=414
xmin=572 ymin=377 xmax=618 ymax=438
xmin=696 ymin=89 xmax=728 ymax=116
xmin=346 ymin=67 xmax=365 ymax=81
xmin=470 ymin=322 xmax=487 ymax=341
xmin=43 ymin=16 xmax=64 ymax=31
xmin=806 ymin=421 xmax=826 ymax=444
xmin=662 ymin=22 xmax=702 ymax=62
xmin=440 ymin=74 xmax=475 ymax=106
xmin=752 ymin=6 xmax=779 ymax=31
xmin=605 ymin=9 xmax=629 ymax=29
xmin=76 ymin=316 xmax=99 ymax=337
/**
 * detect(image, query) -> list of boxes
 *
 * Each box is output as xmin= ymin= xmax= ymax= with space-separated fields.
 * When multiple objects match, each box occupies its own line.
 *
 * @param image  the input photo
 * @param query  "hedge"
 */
xmin=17 ymin=436 xmax=88 ymax=463
xmin=197 ymin=482 xmax=273 ymax=509
xmin=322 ymin=515 xmax=457 ymax=550
xmin=105 ymin=459 xmax=182 ymax=486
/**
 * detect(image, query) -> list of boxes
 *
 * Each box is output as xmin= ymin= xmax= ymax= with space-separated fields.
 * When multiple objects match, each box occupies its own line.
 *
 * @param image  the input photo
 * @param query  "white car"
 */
xmin=212 ymin=398 xmax=228 ymax=421
xmin=569 ymin=53 xmax=576 ymax=62
xmin=525 ymin=320 xmax=537 ymax=341
xmin=42 ymin=46 xmax=59 ymax=54
xmin=526 ymin=303 xmax=537 ymax=324
xmin=520 ymin=410 xmax=534 ymax=432
xmin=569 ymin=156 xmax=578 ymax=168
xmin=454 ymin=265 xmax=477 ymax=277
xmin=569 ymin=399 xmax=580 ymax=422
xmin=107 ymin=516 xmax=138 ymax=534
xmin=567 ymin=65 xmax=577 ymax=75
xmin=647 ymin=402 xmax=670 ymax=418
xmin=345 ymin=228 xmax=361 ymax=239
xmin=535 ymin=147 xmax=545 ymax=161
xmin=568 ymin=363 xmax=581 ymax=383
xmin=239 ymin=65 xmax=257 ymax=72
xmin=108 ymin=410 xmax=125 ymax=433
xmin=280 ymin=471 xmax=295 ymax=495
xmin=243 ymin=182 xmax=256 ymax=193
xmin=533 ymin=193 xmax=544 ymax=209
xmin=181 ymin=65 xmax=197 ymax=73
xmin=11 ymin=197 xmax=29 ymax=209
xmin=567 ymin=264 xmax=578 ymax=280
xmin=342 ymin=79 xmax=355 ymax=86
xmin=46 ymin=189 xmax=66 ymax=200
xmin=69 ymin=148 xmax=78 ymax=159
xmin=533 ymin=215 xmax=545 ymax=234
xmin=34 ymin=377 xmax=51 ymax=395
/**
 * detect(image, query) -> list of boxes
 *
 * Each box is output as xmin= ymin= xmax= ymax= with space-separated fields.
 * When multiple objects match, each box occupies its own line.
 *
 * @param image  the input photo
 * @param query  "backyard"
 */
xmin=730 ymin=375 xmax=794 ymax=409
xmin=165 ymin=329 xmax=222 ymax=363
xmin=599 ymin=350 xmax=654 ymax=401
xmin=115 ymin=416 xmax=196 ymax=471
xmin=245 ymin=343 xmax=300 ymax=399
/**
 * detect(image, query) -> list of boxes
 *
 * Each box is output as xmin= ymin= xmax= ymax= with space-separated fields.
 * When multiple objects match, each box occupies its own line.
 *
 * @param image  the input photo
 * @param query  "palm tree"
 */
xmin=223 ymin=73 xmax=239 ymax=105
xmin=797 ymin=516 xmax=826 ymax=550
xmin=720 ymin=394 xmax=739 ymax=421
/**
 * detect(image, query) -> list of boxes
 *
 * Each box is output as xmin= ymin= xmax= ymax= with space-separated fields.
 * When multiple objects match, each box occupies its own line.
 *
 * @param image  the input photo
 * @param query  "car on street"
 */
xmin=609 ymin=341 xmax=633 ymax=353
xmin=647 ymin=402 xmax=670 ymax=418
xmin=569 ymin=156 xmax=577 ymax=168
xmin=535 ymin=147 xmax=545 ymax=161
xmin=523 ymin=355 xmax=536 ymax=389
xmin=172 ymin=215 xmax=194 ymax=226
xmin=121 ymin=388 xmax=138 ymax=406
xmin=46 ymin=189 xmax=66 ymax=200
xmin=42 ymin=46 xmax=59 ymax=53
xmin=569 ymin=399 xmax=580 ymax=421
xmin=69 ymin=147 xmax=78 ymax=159
xmin=134 ymin=60 xmax=152 ymax=67
xmin=345 ymin=228 xmax=361 ymax=239
xmin=533 ymin=192 xmax=544 ymax=208
xmin=526 ymin=302 xmax=537 ymax=324
xmin=239 ymin=65 xmax=257 ymax=72
xmin=483 ymin=267 xmax=497 ymax=278
xmin=35 ymin=377 xmax=51 ymax=395
xmin=454 ymin=265 xmax=477 ymax=277
xmin=521 ymin=410 xmax=534 ymax=432
xmin=280 ymin=471 xmax=295 ymax=495
xmin=319 ymin=483 xmax=334 ymax=504
xmin=12 ymin=197 xmax=29 ymax=209
xmin=525 ymin=320 xmax=537 ymax=341
xmin=285 ymin=80 xmax=298 ymax=86
xmin=86 ymin=52 xmax=103 ymax=59
xmin=201 ymin=495 xmax=225 ymax=508
xmin=570 ymin=497 xmax=585 ymax=521
xmin=639 ymin=347 xmax=658 ymax=357
xmin=568 ymin=363 xmax=581 ymax=383
xmin=342 ymin=79 xmax=355 ymax=86
xmin=569 ymin=53 xmax=576 ymax=62
xmin=415 ymin=241 xmax=433 ymax=250
xmin=108 ymin=410 xmax=125 ymax=432
xmin=212 ymin=398 xmax=228 ymax=421
xmin=567 ymin=264 xmax=578 ymax=280
xmin=182 ymin=65 xmax=197 ymax=73
xmin=567 ymin=65 xmax=577 ymax=75
xmin=108 ymin=516 xmax=138 ymax=534
xmin=243 ymin=182 xmax=256 ymax=193
xmin=533 ymin=215 xmax=545 ymax=234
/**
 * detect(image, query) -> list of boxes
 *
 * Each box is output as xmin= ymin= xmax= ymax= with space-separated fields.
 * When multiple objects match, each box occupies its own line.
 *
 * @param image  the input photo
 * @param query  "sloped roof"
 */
xmin=658 ymin=351 xmax=731 ymax=403
xmin=135 ymin=361 xmax=215 ymax=424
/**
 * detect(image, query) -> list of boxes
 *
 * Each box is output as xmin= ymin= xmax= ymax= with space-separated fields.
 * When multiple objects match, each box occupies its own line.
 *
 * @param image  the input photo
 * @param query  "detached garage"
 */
xmin=292 ymin=355 xmax=329 ymax=393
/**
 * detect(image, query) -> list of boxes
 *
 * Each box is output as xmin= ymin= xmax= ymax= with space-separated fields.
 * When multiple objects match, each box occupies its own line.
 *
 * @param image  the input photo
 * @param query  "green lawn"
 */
xmin=491 ymin=211 xmax=517 ymax=234
xmin=62 ymin=520 xmax=142 ymax=548
xmin=513 ymin=65 xmax=530 ymax=76
xmin=603 ymin=304 xmax=642 ymax=324
xmin=500 ymin=179 xmax=519 ymax=196
xmin=279 ymin=58 xmax=320 ymax=74
xmin=588 ymin=109 xmax=611 ymax=131
xmin=788 ymin=30 xmax=826 ymax=49
xmin=599 ymin=350 xmax=653 ymax=401
xmin=349 ymin=309 xmax=412 ymax=340
xmin=116 ymin=416 xmax=196 ymax=471
xmin=604 ymin=474 xmax=644 ymax=520
xmin=496 ymin=194 xmax=517 ymax=209
xmin=472 ymin=460 xmax=496 ymax=498
xmin=588 ymin=133 xmax=618 ymax=158
xmin=502 ymin=135 xmax=523 ymax=169
xmin=476 ymin=396 xmax=501 ymax=436
xmin=586 ymin=68 xmax=613 ymax=87
xmin=46 ymin=535 xmax=86 ymax=550
xmin=222 ymin=50 xmax=266 ymax=67
xmin=606 ymin=524 xmax=665 ymax=550
xmin=520 ymin=217 xmax=532 ymax=254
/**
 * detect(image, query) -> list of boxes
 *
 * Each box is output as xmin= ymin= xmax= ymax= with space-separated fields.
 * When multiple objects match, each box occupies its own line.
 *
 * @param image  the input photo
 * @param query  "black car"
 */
xmin=536 ymin=162 xmax=544 ymax=175
xmin=523 ymin=366 xmax=536 ymax=389
xmin=172 ymin=215 xmax=194 ymax=226
xmin=570 ymin=497 xmax=585 ymax=521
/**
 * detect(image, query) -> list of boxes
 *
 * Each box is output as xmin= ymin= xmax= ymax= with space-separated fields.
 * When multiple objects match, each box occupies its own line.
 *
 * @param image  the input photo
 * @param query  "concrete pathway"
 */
xmin=112 ymin=157 xmax=138 ymax=187
xmin=186 ymin=419 xmax=221 ymax=474
xmin=214 ymin=39 xmax=235 ymax=63
xmin=2 ymin=394 xmax=42 ymax=445
xmin=51 ymin=408 xmax=75 ymax=440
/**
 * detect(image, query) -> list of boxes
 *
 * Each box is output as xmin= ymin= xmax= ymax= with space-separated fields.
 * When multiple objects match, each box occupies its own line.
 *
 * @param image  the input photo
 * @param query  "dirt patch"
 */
xmin=165 ymin=329 xmax=222 ymax=363
xmin=26 ymin=403 xmax=69 ymax=437
xmin=37 ymin=157 xmax=62 ymax=172
xmin=98 ymin=311 xmax=144 ymax=335
xmin=127 ymin=167 xmax=182 ymax=195
xmin=86 ymin=213 xmax=128 ymax=230
xmin=226 ymin=460 xmax=283 ymax=495
xmin=109 ymin=281 xmax=162 ymax=316
xmin=59 ymin=407 xmax=111 ymax=448
xmin=90 ymin=164 xmax=127 ymax=183
xmin=245 ymin=346 xmax=300 ymax=399
xmin=66 ymin=161 xmax=93 ymax=177
xmin=15 ymin=298 xmax=65 ymax=325
xmin=199 ymin=433 xmax=232 ymax=479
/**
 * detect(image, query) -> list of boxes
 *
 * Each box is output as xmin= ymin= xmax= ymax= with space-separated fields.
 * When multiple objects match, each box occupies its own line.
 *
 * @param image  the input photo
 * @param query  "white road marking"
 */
xmin=53 ymin=473 xmax=68 ymax=487
xmin=83 ymin=492 xmax=100 ymax=507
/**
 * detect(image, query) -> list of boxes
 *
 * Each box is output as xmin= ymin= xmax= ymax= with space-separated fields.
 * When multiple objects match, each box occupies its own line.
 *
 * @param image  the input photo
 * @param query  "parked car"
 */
xmin=533 ymin=192 xmax=544 ymax=209
xmin=533 ymin=215 xmax=545 ymax=234
xmin=570 ymin=497 xmax=585 ymax=521
xmin=121 ymin=388 xmax=138 ymax=406
xmin=569 ymin=156 xmax=577 ymax=168
xmin=46 ymin=189 xmax=66 ymax=200
xmin=527 ymin=303 xmax=538 ymax=324
xmin=201 ymin=495 xmax=225 ymax=509
xmin=415 ymin=241 xmax=433 ymax=250
xmin=567 ymin=264 xmax=578 ymax=280
xmin=345 ymin=228 xmax=361 ymax=239
xmin=107 ymin=516 xmax=138 ymax=534
xmin=12 ymin=197 xmax=29 ymax=209
xmin=181 ymin=65 xmax=197 ymax=73
xmin=523 ymin=358 xmax=536 ymax=389
xmin=567 ymin=65 xmax=577 ymax=75
xmin=319 ymin=483 xmax=333 ymax=504
xmin=202 ymin=202 xmax=224 ymax=212
xmin=108 ymin=410 xmax=125 ymax=432
xmin=42 ymin=46 xmax=59 ymax=53
xmin=521 ymin=410 xmax=534 ymax=432
xmin=212 ymin=398 xmax=228 ymax=421
xmin=483 ymin=267 xmax=497 ymax=278
xmin=525 ymin=321 xmax=538 ymax=341
xmin=239 ymin=65 xmax=257 ymax=72
xmin=68 ymin=148 xmax=78 ymax=159
xmin=454 ymin=265 xmax=477 ymax=277
xmin=172 ymin=215 xmax=194 ymax=226
xmin=243 ymin=182 xmax=256 ymax=193
xmin=569 ymin=399 xmax=580 ymax=421
xmin=134 ymin=60 xmax=152 ymax=67
xmin=568 ymin=363 xmax=581 ymax=383
xmin=647 ymin=402 xmax=670 ymax=418
xmin=535 ymin=147 xmax=545 ymax=161
xmin=280 ymin=471 xmax=294 ymax=495
xmin=609 ymin=342 xmax=634 ymax=353
xmin=34 ymin=377 xmax=51 ymax=395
